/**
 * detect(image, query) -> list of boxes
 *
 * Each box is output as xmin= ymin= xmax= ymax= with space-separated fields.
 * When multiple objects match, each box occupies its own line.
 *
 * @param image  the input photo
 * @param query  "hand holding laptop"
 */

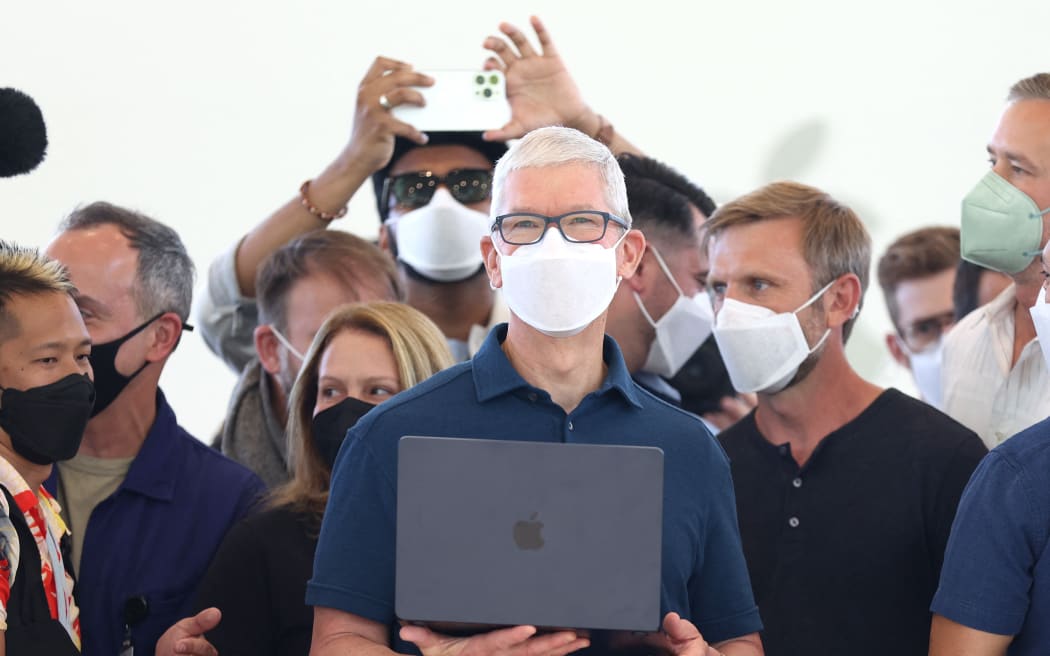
xmin=400 ymin=623 xmax=589 ymax=656
xmin=399 ymin=613 xmax=721 ymax=656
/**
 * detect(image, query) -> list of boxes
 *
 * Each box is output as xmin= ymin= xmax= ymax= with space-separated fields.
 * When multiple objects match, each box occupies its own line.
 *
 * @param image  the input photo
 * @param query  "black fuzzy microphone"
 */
xmin=0 ymin=88 xmax=48 ymax=178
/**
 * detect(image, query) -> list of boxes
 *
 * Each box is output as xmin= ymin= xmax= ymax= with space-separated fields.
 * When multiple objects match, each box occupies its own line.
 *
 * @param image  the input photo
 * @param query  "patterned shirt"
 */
xmin=941 ymin=284 xmax=1050 ymax=448
xmin=0 ymin=457 xmax=80 ymax=648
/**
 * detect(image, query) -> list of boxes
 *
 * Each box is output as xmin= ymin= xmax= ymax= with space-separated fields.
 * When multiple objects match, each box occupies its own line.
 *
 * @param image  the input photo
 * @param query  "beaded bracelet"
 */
xmin=299 ymin=180 xmax=348 ymax=222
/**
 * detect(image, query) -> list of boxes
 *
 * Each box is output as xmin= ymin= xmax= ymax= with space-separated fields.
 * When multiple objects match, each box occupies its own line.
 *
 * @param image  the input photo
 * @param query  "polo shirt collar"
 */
xmin=472 ymin=324 xmax=644 ymax=409
xmin=118 ymin=390 xmax=180 ymax=501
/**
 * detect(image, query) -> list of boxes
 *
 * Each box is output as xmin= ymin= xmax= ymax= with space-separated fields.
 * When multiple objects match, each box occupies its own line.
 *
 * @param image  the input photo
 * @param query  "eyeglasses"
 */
xmin=382 ymin=168 xmax=493 ymax=210
xmin=491 ymin=211 xmax=629 ymax=246
xmin=898 ymin=310 xmax=955 ymax=352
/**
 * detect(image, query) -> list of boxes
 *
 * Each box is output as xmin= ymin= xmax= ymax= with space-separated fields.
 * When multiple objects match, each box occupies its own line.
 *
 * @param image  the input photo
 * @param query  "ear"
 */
xmin=824 ymin=273 xmax=863 ymax=331
xmin=885 ymin=332 xmax=911 ymax=369
xmin=144 ymin=313 xmax=184 ymax=361
xmin=481 ymin=235 xmax=501 ymax=289
xmin=617 ymin=230 xmax=646 ymax=281
xmin=625 ymin=245 xmax=666 ymax=294
xmin=254 ymin=324 xmax=283 ymax=375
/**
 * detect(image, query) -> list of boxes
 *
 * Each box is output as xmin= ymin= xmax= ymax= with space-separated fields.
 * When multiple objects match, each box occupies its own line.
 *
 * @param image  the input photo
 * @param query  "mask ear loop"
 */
xmin=646 ymin=245 xmax=687 ymax=298
xmin=632 ymin=245 xmax=683 ymax=329
xmin=270 ymin=326 xmax=306 ymax=362
xmin=794 ymin=279 xmax=838 ymax=315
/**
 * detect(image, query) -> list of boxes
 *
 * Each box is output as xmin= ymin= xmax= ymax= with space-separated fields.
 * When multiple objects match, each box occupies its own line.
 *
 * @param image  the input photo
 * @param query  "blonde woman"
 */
xmin=194 ymin=302 xmax=453 ymax=656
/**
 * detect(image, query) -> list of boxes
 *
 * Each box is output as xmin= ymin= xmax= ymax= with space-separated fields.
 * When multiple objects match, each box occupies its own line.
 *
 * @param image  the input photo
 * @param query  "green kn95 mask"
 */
xmin=961 ymin=170 xmax=1048 ymax=274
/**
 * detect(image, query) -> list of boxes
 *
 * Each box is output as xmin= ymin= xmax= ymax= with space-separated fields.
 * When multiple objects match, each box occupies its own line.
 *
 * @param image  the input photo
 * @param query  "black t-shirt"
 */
xmin=194 ymin=504 xmax=318 ymax=656
xmin=718 ymin=389 xmax=987 ymax=656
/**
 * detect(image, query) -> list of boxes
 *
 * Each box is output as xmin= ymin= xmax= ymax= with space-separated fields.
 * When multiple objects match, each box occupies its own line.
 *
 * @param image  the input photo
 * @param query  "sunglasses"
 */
xmin=382 ymin=168 xmax=494 ymax=212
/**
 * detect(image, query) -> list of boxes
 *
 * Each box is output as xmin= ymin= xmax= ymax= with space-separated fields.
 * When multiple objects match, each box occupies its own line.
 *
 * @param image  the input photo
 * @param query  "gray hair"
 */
xmin=58 ymin=202 xmax=195 ymax=321
xmin=491 ymin=126 xmax=632 ymax=227
xmin=1008 ymin=73 xmax=1050 ymax=102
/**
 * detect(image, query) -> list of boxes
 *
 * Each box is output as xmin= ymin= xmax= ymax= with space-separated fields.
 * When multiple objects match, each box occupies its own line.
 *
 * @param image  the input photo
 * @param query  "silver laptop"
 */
xmin=396 ymin=436 xmax=664 ymax=633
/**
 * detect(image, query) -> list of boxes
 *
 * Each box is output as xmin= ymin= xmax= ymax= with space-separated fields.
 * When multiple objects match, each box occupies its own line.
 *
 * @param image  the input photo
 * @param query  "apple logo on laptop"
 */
xmin=513 ymin=512 xmax=544 ymax=550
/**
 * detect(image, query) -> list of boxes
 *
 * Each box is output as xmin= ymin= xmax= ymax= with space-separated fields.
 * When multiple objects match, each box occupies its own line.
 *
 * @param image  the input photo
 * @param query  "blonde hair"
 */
xmin=270 ymin=301 xmax=454 ymax=525
xmin=1008 ymin=73 xmax=1050 ymax=102
xmin=0 ymin=241 xmax=78 ymax=342
xmin=702 ymin=181 xmax=871 ymax=342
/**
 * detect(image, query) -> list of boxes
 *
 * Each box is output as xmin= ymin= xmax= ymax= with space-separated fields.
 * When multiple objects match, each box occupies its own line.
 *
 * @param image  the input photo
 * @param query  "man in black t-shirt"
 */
xmin=703 ymin=182 xmax=987 ymax=656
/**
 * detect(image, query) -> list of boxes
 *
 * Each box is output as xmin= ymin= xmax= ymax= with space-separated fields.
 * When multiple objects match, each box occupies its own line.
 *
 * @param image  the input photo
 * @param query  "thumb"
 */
xmin=399 ymin=624 xmax=443 ymax=650
xmin=178 ymin=607 xmax=222 ymax=636
xmin=662 ymin=612 xmax=701 ymax=643
xmin=483 ymin=120 xmax=523 ymax=142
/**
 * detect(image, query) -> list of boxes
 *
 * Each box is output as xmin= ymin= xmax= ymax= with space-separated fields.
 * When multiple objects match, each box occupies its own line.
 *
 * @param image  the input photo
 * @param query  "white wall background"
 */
xmin=3 ymin=0 xmax=1049 ymax=440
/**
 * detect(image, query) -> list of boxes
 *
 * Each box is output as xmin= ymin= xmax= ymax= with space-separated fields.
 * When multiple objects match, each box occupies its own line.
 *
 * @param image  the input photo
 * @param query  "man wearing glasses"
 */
xmin=876 ymin=226 xmax=960 ymax=409
xmin=307 ymin=125 xmax=764 ymax=656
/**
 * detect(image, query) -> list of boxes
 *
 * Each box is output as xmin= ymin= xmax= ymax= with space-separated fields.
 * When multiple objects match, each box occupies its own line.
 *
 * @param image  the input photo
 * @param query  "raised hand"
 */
xmin=339 ymin=56 xmax=434 ymax=175
xmin=480 ymin=16 xmax=595 ymax=143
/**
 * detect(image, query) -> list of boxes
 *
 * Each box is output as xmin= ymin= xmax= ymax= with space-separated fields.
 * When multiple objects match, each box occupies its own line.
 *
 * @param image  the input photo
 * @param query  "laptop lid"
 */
xmin=396 ymin=436 xmax=664 ymax=633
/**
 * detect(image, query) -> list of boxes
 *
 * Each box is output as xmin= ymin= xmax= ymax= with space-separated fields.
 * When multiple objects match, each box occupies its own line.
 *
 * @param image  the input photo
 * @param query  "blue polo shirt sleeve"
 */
xmin=306 ymin=419 xmax=398 ymax=624
xmin=930 ymin=448 xmax=1048 ymax=636
xmin=689 ymin=445 xmax=763 ymax=643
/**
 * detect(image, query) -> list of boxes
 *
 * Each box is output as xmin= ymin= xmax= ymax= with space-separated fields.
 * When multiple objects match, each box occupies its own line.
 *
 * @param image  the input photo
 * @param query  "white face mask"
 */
xmin=386 ymin=187 xmax=490 ymax=282
xmin=712 ymin=281 xmax=835 ymax=394
xmin=897 ymin=337 xmax=945 ymax=409
xmin=633 ymin=246 xmax=713 ymax=378
xmin=498 ymin=229 xmax=623 ymax=338
xmin=1030 ymin=285 xmax=1050 ymax=372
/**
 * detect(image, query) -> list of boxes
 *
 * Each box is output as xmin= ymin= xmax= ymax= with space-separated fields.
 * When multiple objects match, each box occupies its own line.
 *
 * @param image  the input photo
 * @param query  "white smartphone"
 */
xmin=392 ymin=70 xmax=511 ymax=132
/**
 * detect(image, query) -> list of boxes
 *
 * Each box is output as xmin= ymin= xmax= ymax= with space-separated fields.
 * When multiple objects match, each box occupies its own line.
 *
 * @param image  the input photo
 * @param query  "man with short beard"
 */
xmin=706 ymin=182 xmax=987 ymax=656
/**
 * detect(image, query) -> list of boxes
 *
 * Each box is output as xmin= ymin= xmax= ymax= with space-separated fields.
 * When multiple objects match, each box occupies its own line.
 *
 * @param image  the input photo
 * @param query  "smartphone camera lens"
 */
xmin=475 ymin=75 xmax=485 ymax=85
xmin=489 ymin=74 xmax=499 ymax=85
xmin=483 ymin=87 xmax=493 ymax=98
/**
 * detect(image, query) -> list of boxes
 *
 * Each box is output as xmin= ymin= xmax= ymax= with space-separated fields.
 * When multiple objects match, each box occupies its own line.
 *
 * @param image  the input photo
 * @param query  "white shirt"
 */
xmin=941 ymin=284 xmax=1050 ymax=448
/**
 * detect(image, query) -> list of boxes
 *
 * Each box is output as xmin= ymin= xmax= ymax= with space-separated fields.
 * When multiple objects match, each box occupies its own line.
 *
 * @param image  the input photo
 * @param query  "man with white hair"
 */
xmin=306 ymin=127 xmax=764 ymax=656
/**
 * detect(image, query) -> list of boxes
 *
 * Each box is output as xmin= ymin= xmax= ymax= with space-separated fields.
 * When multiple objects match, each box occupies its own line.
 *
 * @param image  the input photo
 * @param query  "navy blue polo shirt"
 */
xmin=308 ymin=325 xmax=761 ymax=649
xmin=46 ymin=391 xmax=265 ymax=656
xmin=932 ymin=416 xmax=1050 ymax=654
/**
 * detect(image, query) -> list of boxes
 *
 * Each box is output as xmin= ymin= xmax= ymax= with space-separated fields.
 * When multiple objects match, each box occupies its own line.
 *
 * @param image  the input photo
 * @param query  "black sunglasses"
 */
xmin=382 ymin=168 xmax=493 ymax=212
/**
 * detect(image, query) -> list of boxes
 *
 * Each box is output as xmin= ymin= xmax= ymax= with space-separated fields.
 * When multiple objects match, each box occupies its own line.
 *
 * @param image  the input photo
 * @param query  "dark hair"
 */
xmin=0 ymin=241 xmax=77 ymax=342
xmin=256 ymin=230 xmax=403 ymax=333
xmin=876 ymin=226 xmax=960 ymax=326
xmin=59 ymin=202 xmax=195 ymax=321
xmin=618 ymin=153 xmax=716 ymax=248
xmin=371 ymin=132 xmax=508 ymax=221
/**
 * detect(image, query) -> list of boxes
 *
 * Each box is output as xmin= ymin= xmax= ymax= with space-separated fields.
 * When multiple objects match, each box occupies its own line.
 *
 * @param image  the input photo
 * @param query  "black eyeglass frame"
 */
xmin=381 ymin=168 xmax=494 ymax=212
xmin=896 ymin=309 xmax=955 ymax=352
xmin=490 ymin=211 xmax=630 ymax=246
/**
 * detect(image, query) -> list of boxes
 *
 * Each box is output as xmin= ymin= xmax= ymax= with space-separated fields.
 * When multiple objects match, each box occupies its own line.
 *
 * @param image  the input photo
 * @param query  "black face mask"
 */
xmin=311 ymin=397 xmax=377 ymax=469
xmin=667 ymin=335 xmax=737 ymax=416
xmin=0 ymin=374 xmax=95 ymax=465
xmin=88 ymin=313 xmax=163 ymax=418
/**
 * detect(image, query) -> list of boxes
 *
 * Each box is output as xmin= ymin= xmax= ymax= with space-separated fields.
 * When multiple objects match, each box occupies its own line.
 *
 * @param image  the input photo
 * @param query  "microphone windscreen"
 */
xmin=0 ymin=88 xmax=48 ymax=178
